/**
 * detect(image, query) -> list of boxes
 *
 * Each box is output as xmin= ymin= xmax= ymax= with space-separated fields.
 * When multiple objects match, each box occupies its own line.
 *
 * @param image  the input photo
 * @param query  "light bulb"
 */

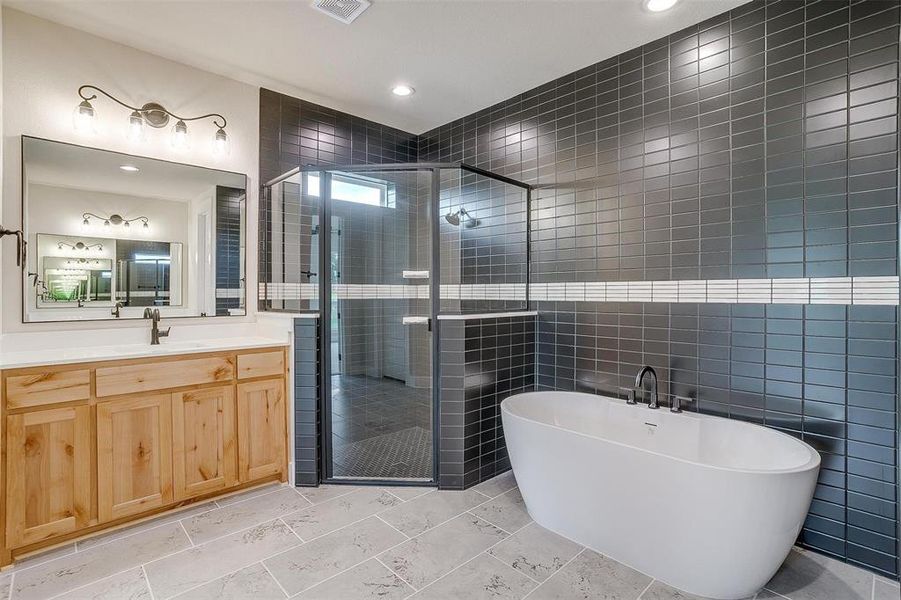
xmin=127 ymin=110 xmax=145 ymax=142
xmin=213 ymin=127 xmax=229 ymax=156
xmin=171 ymin=120 xmax=188 ymax=149
xmin=142 ymin=221 xmax=149 ymax=230
xmin=103 ymin=219 xmax=110 ymax=227
xmin=644 ymin=0 xmax=678 ymax=11
xmin=392 ymin=85 xmax=414 ymax=97
xmin=82 ymin=217 xmax=90 ymax=229
xmin=73 ymin=100 xmax=96 ymax=134
xmin=124 ymin=221 xmax=130 ymax=228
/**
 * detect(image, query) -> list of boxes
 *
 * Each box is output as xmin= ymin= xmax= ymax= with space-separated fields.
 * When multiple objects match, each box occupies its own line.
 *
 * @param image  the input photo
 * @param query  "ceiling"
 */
xmin=25 ymin=137 xmax=246 ymax=202
xmin=7 ymin=0 xmax=747 ymax=134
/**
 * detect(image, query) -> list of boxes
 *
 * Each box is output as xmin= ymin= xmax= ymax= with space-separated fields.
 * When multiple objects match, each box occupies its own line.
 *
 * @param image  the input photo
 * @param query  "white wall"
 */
xmin=1 ymin=8 xmax=259 ymax=333
xmin=28 ymin=184 xmax=190 ymax=248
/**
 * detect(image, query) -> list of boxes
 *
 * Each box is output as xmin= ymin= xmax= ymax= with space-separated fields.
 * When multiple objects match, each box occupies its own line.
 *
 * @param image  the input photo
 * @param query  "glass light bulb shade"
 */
xmin=127 ymin=110 xmax=145 ymax=142
xmin=103 ymin=220 xmax=111 ymax=227
xmin=171 ymin=120 xmax=189 ymax=149
xmin=644 ymin=0 xmax=678 ymax=11
xmin=124 ymin=221 xmax=130 ymax=228
xmin=142 ymin=221 xmax=150 ymax=229
xmin=213 ymin=128 xmax=229 ymax=156
xmin=82 ymin=217 xmax=90 ymax=227
xmin=72 ymin=100 xmax=96 ymax=134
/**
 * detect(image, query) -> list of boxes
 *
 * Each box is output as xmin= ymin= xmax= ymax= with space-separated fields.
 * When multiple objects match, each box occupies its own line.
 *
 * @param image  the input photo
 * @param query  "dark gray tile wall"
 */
xmin=438 ymin=315 xmax=536 ymax=489
xmin=419 ymin=0 xmax=900 ymax=578
xmin=294 ymin=317 xmax=320 ymax=486
xmin=215 ymin=185 xmax=244 ymax=316
xmin=259 ymin=88 xmax=419 ymax=302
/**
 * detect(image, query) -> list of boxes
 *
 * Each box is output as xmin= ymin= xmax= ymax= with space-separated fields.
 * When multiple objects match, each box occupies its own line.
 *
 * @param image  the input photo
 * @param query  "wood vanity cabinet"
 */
xmin=172 ymin=385 xmax=237 ymax=500
xmin=0 ymin=346 xmax=288 ymax=567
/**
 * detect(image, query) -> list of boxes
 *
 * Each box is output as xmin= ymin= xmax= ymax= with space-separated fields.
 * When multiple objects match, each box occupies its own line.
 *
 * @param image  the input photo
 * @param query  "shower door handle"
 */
xmin=402 ymin=316 xmax=432 ymax=331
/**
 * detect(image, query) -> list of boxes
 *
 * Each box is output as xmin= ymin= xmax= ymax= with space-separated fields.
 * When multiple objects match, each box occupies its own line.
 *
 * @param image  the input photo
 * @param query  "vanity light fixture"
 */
xmin=644 ymin=0 xmax=679 ymax=12
xmin=392 ymin=85 xmax=415 ymax=97
xmin=58 ymin=240 xmax=103 ymax=252
xmin=82 ymin=212 xmax=149 ymax=229
xmin=74 ymin=84 xmax=228 ymax=155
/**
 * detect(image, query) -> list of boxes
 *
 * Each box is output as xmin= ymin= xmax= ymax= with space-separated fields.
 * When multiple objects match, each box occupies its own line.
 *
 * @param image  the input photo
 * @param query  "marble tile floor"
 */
xmin=0 ymin=472 xmax=896 ymax=600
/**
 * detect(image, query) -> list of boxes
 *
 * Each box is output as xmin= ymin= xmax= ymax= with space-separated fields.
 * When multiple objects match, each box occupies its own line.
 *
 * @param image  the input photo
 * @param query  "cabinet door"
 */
xmin=97 ymin=394 xmax=173 ymax=522
xmin=172 ymin=386 xmax=237 ymax=500
xmin=236 ymin=379 xmax=286 ymax=482
xmin=6 ymin=406 xmax=91 ymax=547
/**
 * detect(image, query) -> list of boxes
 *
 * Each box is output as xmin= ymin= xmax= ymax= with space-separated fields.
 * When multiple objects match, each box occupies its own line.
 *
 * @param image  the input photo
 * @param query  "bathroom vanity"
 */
xmin=0 ymin=341 xmax=288 ymax=567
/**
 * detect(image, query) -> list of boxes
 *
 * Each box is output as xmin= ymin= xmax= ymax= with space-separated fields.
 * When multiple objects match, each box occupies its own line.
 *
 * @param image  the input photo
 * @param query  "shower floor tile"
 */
xmin=5 ymin=474 xmax=890 ymax=600
xmin=330 ymin=374 xmax=432 ymax=479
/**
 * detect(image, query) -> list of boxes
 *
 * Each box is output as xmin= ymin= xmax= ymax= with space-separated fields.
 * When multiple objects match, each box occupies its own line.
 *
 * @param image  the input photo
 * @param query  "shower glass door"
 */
xmin=319 ymin=168 xmax=435 ymax=482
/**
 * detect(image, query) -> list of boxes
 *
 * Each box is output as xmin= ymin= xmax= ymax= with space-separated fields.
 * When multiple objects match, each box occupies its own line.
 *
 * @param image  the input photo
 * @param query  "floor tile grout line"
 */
xmin=521 ymin=547 xmax=586 ymax=600
xmin=871 ymin=574 xmax=876 ymax=600
xmin=43 ymin=564 xmax=150 ymax=600
xmin=141 ymin=564 xmax=157 ymax=600
xmin=268 ymin=494 xmax=527 ymax=598
xmin=296 ymin=485 xmax=363 ymax=506
xmin=374 ymin=514 xmax=412 ymax=539
xmin=374 ymin=555 xmax=418 ymax=593
xmin=38 ymin=517 xmax=294 ymax=600
xmin=279 ymin=517 xmax=306 ymax=544
xmin=22 ymin=499 xmax=224 ymax=567
xmin=6 ymin=572 xmax=13 ymax=600
xmin=760 ymin=588 xmax=791 ymax=600
xmin=401 ymin=518 xmax=538 ymax=599
xmin=635 ymin=578 xmax=656 ymax=600
xmin=179 ymin=521 xmax=195 ymax=547
xmin=20 ymin=484 xmax=490 ymax=600
xmin=259 ymin=561 xmax=292 ymax=599
xmin=483 ymin=549 xmax=544 ymax=586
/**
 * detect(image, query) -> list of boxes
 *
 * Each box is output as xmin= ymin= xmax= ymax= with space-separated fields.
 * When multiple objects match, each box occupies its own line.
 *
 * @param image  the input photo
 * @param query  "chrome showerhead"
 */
xmin=444 ymin=207 xmax=476 ymax=227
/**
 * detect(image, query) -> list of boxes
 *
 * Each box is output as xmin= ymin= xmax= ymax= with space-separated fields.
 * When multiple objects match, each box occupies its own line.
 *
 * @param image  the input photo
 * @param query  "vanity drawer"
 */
xmin=95 ymin=356 xmax=235 ymax=397
xmin=5 ymin=369 xmax=91 ymax=409
xmin=237 ymin=350 xmax=284 ymax=380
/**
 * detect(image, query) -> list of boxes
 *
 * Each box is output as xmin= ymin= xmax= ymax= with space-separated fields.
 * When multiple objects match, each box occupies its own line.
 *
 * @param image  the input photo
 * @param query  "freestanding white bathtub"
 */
xmin=502 ymin=391 xmax=821 ymax=600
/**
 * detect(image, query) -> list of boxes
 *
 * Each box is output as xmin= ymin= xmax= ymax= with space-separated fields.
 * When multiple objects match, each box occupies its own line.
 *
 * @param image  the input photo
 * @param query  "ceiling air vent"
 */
xmin=312 ymin=0 xmax=372 ymax=24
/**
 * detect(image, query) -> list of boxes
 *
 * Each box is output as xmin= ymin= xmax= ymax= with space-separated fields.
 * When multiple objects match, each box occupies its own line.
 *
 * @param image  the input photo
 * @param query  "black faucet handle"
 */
xmin=160 ymin=327 xmax=171 ymax=338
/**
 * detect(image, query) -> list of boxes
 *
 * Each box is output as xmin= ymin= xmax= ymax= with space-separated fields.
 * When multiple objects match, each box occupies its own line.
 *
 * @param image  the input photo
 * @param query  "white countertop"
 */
xmin=0 ymin=336 xmax=289 ymax=370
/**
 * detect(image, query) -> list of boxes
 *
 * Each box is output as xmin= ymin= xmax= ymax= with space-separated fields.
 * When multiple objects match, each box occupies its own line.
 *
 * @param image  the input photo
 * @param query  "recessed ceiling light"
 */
xmin=645 ymin=0 xmax=678 ymax=12
xmin=119 ymin=164 xmax=140 ymax=172
xmin=392 ymin=85 xmax=415 ymax=97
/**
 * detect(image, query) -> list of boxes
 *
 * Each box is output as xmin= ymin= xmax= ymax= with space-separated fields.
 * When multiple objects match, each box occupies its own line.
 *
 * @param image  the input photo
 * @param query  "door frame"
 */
xmin=317 ymin=167 xmax=441 ymax=487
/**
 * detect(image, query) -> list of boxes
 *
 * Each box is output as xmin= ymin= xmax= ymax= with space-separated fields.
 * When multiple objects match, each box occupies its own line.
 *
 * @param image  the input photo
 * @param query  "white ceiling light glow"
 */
xmin=118 ymin=164 xmax=140 ymax=172
xmin=392 ymin=85 xmax=415 ymax=97
xmin=644 ymin=0 xmax=679 ymax=12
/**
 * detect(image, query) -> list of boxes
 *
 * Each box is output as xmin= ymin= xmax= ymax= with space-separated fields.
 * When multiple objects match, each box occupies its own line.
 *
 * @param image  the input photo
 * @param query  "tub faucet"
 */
xmin=635 ymin=366 xmax=658 ymax=409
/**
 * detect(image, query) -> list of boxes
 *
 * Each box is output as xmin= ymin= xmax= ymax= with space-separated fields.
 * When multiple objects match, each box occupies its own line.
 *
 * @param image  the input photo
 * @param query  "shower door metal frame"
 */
xmin=291 ymin=162 xmax=532 ymax=488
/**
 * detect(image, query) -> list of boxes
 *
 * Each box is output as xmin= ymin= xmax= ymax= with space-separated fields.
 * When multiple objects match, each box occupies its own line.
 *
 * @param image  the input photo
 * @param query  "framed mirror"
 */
xmin=22 ymin=136 xmax=247 ymax=322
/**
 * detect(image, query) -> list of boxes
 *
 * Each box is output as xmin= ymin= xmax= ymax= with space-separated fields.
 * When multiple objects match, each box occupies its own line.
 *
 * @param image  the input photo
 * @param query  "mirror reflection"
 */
xmin=22 ymin=136 xmax=247 ymax=322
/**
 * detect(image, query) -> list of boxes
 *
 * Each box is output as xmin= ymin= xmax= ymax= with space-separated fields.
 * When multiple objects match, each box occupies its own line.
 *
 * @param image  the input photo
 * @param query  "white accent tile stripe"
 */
xmin=261 ymin=277 xmax=900 ymax=305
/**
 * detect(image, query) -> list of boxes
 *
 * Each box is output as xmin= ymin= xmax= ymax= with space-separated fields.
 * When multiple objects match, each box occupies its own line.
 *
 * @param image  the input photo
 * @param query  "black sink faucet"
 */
xmin=635 ymin=366 xmax=659 ymax=409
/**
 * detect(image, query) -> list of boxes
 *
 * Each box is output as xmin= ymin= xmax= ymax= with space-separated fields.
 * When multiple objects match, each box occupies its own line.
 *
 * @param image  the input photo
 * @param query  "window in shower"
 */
xmin=305 ymin=172 xmax=393 ymax=208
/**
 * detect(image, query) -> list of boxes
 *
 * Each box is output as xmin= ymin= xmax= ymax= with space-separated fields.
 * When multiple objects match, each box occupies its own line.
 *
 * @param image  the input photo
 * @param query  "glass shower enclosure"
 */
xmin=262 ymin=163 xmax=530 ymax=484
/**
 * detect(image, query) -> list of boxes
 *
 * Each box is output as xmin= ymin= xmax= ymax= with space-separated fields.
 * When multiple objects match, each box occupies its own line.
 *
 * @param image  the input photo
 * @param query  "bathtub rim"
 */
xmin=501 ymin=391 xmax=821 ymax=476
